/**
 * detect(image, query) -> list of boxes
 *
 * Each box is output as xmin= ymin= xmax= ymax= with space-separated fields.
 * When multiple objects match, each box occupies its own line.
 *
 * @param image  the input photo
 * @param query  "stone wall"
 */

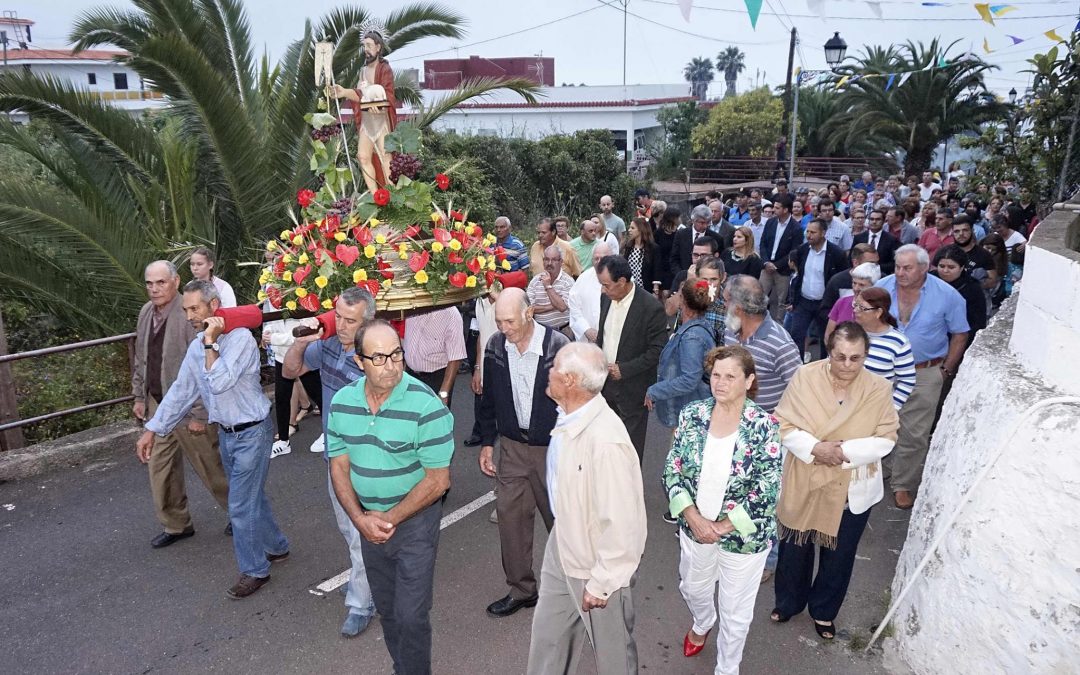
xmin=882 ymin=205 xmax=1080 ymax=674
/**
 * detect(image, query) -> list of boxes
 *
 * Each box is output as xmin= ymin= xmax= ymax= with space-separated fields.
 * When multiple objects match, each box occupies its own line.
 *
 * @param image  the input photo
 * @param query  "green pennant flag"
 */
xmin=744 ymin=0 xmax=764 ymax=28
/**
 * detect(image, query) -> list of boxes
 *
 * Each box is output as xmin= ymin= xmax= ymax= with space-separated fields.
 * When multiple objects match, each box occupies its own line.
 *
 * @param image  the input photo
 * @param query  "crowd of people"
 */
xmin=128 ymin=172 xmax=1040 ymax=675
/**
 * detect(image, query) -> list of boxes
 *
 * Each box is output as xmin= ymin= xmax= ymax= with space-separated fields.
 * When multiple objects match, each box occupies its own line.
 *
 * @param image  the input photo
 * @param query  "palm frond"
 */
xmin=383 ymin=2 xmax=467 ymax=52
xmin=69 ymin=7 xmax=153 ymax=53
xmin=411 ymin=76 xmax=543 ymax=130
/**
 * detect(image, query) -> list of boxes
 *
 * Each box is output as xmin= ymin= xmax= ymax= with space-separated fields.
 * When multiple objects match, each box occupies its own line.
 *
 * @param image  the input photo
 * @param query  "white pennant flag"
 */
xmin=865 ymin=1 xmax=883 ymax=18
xmin=807 ymin=0 xmax=827 ymax=16
xmin=678 ymin=0 xmax=694 ymax=21
xmin=897 ymin=72 xmax=913 ymax=89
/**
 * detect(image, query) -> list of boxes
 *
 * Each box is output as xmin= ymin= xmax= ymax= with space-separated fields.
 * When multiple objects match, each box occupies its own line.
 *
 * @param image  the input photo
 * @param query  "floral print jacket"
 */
xmin=662 ymin=397 xmax=782 ymax=554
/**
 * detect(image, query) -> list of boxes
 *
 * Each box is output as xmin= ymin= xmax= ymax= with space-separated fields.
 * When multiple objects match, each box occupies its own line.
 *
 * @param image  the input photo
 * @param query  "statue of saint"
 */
xmin=333 ymin=30 xmax=398 ymax=193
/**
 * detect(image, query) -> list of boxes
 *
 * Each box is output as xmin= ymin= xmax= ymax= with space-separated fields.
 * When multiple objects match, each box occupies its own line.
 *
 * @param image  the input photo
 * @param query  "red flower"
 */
xmin=325 ymin=213 xmax=341 ymax=229
xmin=448 ymin=272 xmax=467 ymax=288
xmin=485 ymin=271 xmax=496 ymax=288
xmin=373 ymin=188 xmax=391 ymax=206
xmin=449 ymin=209 xmax=464 ymax=222
xmin=435 ymin=173 xmax=450 ymax=191
xmin=408 ymin=250 xmax=431 ymax=273
xmin=404 ymin=225 xmax=420 ymax=238
xmin=353 ymin=226 xmax=373 ymax=246
xmin=466 ymin=257 xmax=481 ymax=274
xmin=432 ymin=228 xmax=452 ymax=244
xmin=292 ymin=265 xmax=312 ymax=285
xmin=297 ymin=189 xmax=316 ymax=207
xmin=494 ymin=246 xmax=507 ymax=263
xmin=358 ymin=279 xmax=382 ymax=296
xmin=273 ymin=259 xmax=285 ymax=277
xmin=448 ymin=251 xmax=464 ymax=264
xmin=265 ymin=286 xmax=283 ymax=309
xmin=695 ymin=280 xmax=710 ymax=290
xmin=297 ymin=293 xmax=320 ymax=313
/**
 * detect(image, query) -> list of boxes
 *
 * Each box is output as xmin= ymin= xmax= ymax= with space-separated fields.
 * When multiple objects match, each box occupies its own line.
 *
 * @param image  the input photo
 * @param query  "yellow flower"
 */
xmin=454 ymin=221 xmax=464 ymax=231
xmin=295 ymin=287 xmax=308 ymax=298
xmin=280 ymin=229 xmax=291 ymax=241
xmin=399 ymin=252 xmax=408 ymax=260
xmin=501 ymin=260 xmax=511 ymax=270
xmin=257 ymin=290 xmax=267 ymax=301
xmin=285 ymin=300 xmax=297 ymax=311
xmin=283 ymin=253 xmax=293 ymax=264
xmin=381 ymin=278 xmax=392 ymax=290
xmin=348 ymin=215 xmax=359 ymax=226
xmin=429 ymin=212 xmax=441 ymax=222
xmin=449 ymin=239 xmax=462 ymax=251
xmin=315 ymin=275 xmax=329 ymax=289
xmin=414 ymin=269 xmax=429 ymax=284
xmin=477 ymin=255 xmax=486 ymax=267
xmin=375 ymin=234 xmax=387 ymax=245
xmin=485 ymin=234 xmax=497 ymax=246
xmin=334 ymin=232 xmax=347 ymax=242
xmin=353 ymin=268 xmax=368 ymax=282
xmin=298 ymin=252 xmax=308 ymax=264
xmin=293 ymin=235 xmax=304 ymax=246
xmin=468 ymin=221 xmax=477 ymax=229
xmin=431 ymin=241 xmax=444 ymax=253
xmin=266 ymin=240 xmax=278 ymax=251
xmin=369 ymin=217 xmax=381 ymax=227
xmin=465 ymin=275 xmax=477 ymax=288
xmin=322 ymin=299 xmax=334 ymax=309
xmin=398 ymin=243 xmax=408 ymax=254
xmin=259 ymin=272 xmax=271 ymax=285
xmin=488 ymin=260 xmax=496 ymax=270
xmin=364 ymin=244 xmax=377 ymax=258
xmin=464 ymin=225 xmax=475 ymax=236
xmin=282 ymin=270 xmax=293 ymax=282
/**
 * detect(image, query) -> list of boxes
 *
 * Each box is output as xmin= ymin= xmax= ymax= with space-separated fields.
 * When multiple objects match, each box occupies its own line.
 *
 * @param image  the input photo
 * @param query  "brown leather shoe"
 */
xmin=266 ymin=550 xmax=290 ymax=563
xmin=226 ymin=574 xmax=270 ymax=599
xmin=893 ymin=490 xmax=915 ymax=510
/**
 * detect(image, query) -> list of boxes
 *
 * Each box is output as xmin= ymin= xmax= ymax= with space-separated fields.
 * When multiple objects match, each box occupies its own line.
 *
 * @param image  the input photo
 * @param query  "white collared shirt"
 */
xmin=546 ymin=395 xmax=599 ymax=505
xmin=801 ymin=245 xmax=828 ymax=300
xmin=506 ymin=321 xmax=546 ymax=429
xmin=602 ymin=290 xmax=635 ymax=365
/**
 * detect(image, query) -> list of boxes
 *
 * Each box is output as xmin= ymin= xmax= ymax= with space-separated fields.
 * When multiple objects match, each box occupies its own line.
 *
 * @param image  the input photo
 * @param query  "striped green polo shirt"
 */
xmin=326 ymin=373 xmax=454 ymax=510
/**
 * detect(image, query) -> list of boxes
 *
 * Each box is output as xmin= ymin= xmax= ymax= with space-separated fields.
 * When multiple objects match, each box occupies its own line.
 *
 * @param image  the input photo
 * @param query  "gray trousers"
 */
xmin=884 ymin=366 xmax=944 ymax=494
xmin=527 ymin=531 xmax=638 ymax=675
xmin=497 ymin=437 xmax=554 ymax=599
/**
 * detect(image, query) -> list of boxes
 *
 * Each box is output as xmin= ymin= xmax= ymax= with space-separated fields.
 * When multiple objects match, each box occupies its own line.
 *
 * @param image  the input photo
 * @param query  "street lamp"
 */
xmin=824 ymin=32 xmax=848 ymax=68
xmin=788 ymin=32 xmax=847 ymax=182
xmin=1008 ymin=87 xmax=1018 ymax=105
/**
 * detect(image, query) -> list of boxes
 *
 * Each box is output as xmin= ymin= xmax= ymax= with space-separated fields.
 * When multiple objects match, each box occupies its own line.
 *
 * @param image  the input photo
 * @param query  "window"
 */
xmin=113 ymin=73 xmax=128 ymax=90
xmin=87 ymin=73 xmax=97 ymax=85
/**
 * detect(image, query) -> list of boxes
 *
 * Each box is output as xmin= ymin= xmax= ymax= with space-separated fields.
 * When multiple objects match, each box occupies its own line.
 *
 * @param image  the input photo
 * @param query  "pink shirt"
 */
xmin=918 ymin=228 xmax=954 ymax=259
xmin=403 ymin=307 xmax=468 ymax=373
xmin=829 ymin=295 xmax=855 ymax=324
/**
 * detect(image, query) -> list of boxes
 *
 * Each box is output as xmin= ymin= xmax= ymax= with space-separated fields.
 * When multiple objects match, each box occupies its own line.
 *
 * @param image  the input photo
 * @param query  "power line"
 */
xmin=637 ymin=0 xmax=1076 ymax=21
xmin=593 ymin=0 xmax=786 ymax=45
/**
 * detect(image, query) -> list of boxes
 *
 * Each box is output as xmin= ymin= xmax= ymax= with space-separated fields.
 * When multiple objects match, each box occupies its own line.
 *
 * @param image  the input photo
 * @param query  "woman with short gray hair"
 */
xmin=824 ymin=262 xmax=881 ymax=343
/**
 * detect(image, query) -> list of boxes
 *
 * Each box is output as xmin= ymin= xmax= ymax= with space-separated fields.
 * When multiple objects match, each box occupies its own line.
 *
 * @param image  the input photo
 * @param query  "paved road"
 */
xmin=0 ymin=378 xmax=904 ymax=674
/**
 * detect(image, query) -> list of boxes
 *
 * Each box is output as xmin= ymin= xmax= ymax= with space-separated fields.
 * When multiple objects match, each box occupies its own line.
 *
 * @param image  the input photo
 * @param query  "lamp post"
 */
xmin=1008 ymin=87 xmax=1018 ymax=105
xmin=788 ymin=32 xmax=847 ymax=183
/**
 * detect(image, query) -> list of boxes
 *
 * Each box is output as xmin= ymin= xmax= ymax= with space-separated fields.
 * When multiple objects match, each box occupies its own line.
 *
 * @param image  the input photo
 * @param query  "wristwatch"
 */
xmin=203 ymin=342 xmax=220 ymax=352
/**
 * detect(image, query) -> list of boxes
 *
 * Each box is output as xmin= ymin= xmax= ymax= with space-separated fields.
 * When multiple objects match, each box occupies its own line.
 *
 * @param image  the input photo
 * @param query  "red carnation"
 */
xmin=373 ymin=188 xmax=391 ymax=207
xmin=297 ymin=189 xmax=316 ymax=207
xmin=695 ymin=280 xmax=710 ymax=290
xmin=435 ymin=173 xmax=450 ymax=191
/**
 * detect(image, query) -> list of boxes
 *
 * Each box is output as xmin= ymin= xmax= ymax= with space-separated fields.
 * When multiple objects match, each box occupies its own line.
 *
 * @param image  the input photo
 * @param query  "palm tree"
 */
xmin=683 ymin=57 xmax=714 ymax=101
xmin=715 ymin=46 xmax=746 ymax=98
xmin=0 ymin=0 xmax=540 ymax=335
xmin=827 ymin=39 xmax=1005 ymax=175
xmin=795 ymin=85 xmax=891 ymax=157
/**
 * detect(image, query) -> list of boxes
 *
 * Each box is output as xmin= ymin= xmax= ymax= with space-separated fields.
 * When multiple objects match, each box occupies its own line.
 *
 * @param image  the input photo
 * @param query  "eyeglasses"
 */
xmin=852 ymin=303 xmax=874 ymax=313
xmin=830 ymin=353 xmax=866 ymax=364
xmin=359 ymin=348 xmax=404 ymax=366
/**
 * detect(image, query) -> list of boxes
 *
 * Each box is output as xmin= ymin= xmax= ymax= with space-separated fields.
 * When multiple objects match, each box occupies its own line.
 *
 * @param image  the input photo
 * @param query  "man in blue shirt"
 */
xmin=282 ymin=287 xmax=377 ymax=637
xmin=494 ymin=216 xmax=529 ymax=272
xmin=137 ymin=280 xmax=288 ymax=600
xmin=876 ymin=244 xmax=969 ymax=510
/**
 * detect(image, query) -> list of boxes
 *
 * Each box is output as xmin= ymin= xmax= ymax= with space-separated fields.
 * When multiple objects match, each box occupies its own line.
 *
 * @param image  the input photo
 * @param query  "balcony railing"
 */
xmin=686 ymin=156 xmax=899 ymax=185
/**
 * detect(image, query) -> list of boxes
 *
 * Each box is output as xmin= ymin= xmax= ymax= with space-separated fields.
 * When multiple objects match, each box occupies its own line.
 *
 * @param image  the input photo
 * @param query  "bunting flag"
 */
xmin=835 ymin=75 xmax=851 ymax=89
xmin=677 ymin=0 xmax=693 ymax=21
xmin=885 ymin=73 xmax=898 ymax=90
xmin=897 ymin=72 xmax=913 ymax=88
xmin=744 ymin=0 xmax=763 ymax=28
xmin=989 ymin=4 xmax=1017 ymax=17
xmin=974 ymin=3 xmax=995 ymax=24
xmin=983 ymin=37 xmax=993 ymax=53
xmin=1045 ymin=29 xmax=1065 ymax=43
xmin=807 ymin=0 xmax=826 ymax=14
xmin=866 ymin=1 xmax=883 ymax=19
xmin=1006 ymin=34 xmax=1024 ymax=45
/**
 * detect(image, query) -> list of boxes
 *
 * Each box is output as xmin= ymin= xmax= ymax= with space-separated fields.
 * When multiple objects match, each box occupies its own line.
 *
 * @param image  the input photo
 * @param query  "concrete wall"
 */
xmin=883 ymin=204 xmax=1080 ymax=674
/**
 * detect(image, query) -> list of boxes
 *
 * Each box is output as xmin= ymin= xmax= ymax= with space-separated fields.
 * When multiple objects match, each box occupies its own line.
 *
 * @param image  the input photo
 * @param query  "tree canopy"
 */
xmin=691 ymin=87 xmax=784 ymax=157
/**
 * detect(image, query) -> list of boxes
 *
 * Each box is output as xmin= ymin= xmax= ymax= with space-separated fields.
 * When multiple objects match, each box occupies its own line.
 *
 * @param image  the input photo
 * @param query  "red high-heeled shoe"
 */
xmin=683 ymin=629 xmax=710 ymax=657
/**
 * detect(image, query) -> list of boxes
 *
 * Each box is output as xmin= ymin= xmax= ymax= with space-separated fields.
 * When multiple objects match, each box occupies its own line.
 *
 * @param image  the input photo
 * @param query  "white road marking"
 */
xmin=308 ymin=490 xmax=496 ymax=596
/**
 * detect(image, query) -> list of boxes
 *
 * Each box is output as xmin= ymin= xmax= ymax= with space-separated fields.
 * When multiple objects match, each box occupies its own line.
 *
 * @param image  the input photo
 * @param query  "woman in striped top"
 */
xmin=852 ymin=287 xmax=916 ymax=410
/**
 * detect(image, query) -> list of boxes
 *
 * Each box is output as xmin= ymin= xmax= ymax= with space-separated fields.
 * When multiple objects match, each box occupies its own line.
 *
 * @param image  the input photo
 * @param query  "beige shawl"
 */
xmin=774 ymin=361 xmax=898 ymax=549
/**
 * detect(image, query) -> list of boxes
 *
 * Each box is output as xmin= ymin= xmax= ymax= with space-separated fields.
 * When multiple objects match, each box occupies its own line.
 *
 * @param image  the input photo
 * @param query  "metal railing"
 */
xmin=685 ymin=156 xmax=899 ymax=185
xmin=0 ymin=332 xmax=136 ymax=450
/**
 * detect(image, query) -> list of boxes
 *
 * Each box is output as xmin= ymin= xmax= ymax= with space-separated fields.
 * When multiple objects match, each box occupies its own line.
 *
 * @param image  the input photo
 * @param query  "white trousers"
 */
xmin=678 ymin=530 xmax=769 ymax=675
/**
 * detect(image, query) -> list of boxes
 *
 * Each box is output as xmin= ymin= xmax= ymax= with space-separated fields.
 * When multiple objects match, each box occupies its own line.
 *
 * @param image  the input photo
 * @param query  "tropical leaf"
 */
xmin=410 ymin=76 xmax=543 ymax=130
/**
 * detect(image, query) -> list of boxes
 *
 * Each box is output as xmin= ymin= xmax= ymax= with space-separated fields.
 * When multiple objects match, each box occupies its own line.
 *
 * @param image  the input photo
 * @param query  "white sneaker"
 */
xmin=271 ymin=439 xmax=292 ymax=458
xmin=309 ymin=435 xmax=325 ymax=453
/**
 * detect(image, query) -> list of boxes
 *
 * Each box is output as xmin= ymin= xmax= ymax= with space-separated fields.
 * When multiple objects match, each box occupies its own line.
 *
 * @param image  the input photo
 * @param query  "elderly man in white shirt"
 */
xmin=568 ymin=243 xmax=612 ymax=343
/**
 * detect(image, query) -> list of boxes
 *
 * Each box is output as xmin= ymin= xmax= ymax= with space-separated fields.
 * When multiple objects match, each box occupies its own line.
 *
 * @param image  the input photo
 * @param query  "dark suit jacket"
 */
xmin=709 ymin=220 xmax=736 ymax=250
xmin=792 ymin=242 xmax=849 ymax=304
xmin=853 ymin=228 xmax=899 ymax=276
xmin=670 ymin=227 xmax=723 ymax=277
xmin=597 ymin=286 xmax=668 ymax=406
xmin=758 ymin=216 xmax=803 ymax=275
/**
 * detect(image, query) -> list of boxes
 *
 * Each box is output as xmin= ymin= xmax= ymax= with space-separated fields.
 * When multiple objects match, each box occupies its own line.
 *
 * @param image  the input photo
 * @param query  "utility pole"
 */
xmin=1 ymin=31 xmax=8 ymax=67
xmin=781 ymin=27 xmax=796 ymax=134
xmin=622 ymin=0 xmax=628 ymax=86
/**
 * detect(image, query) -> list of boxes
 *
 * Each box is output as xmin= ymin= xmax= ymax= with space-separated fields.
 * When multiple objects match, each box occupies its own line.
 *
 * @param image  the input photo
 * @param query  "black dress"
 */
xmin=653 ymin=226 xmax=678 ymax=290
xmin=721 ymin=249 xmax=764 ymax=279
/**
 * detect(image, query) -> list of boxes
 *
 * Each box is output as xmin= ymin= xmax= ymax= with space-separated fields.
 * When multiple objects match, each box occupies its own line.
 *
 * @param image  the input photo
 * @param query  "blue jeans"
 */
xmin=327 ymin=460 xmax=375 ymax=616
xmin=788 ymin=296 xmax=822 ymax=359
xmin=218 ymin=417 xmax=288 ymax=578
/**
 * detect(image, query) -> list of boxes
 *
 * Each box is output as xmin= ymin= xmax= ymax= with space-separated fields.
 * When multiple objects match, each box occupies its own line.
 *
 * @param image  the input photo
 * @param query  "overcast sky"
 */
xmin=14 ymin=0 xmax=1077 ymax=97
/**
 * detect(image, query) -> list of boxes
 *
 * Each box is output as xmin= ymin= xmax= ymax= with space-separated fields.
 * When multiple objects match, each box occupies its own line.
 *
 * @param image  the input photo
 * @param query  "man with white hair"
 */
xmin=131 ymin=261 xmax=230 ymax=549
xmin=568 ymin=242 xmax=612 ymax=342
xmin=478 ymin=288 xmax=570 ymax=618
xmin=670 ymin=204 xmax=723 ymax=277
xmin=494 ymin=216 xmax=529 ymax=272
xmin=526 ymin=343 xmax=647 ymax=675
xmin=876 ymin=244 xmax=969 ymax=510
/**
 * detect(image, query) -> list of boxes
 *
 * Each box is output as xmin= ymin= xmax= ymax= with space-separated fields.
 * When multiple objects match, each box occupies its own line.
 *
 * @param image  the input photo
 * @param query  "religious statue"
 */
xmin=332 ymin=25 xmax=398 ymax=193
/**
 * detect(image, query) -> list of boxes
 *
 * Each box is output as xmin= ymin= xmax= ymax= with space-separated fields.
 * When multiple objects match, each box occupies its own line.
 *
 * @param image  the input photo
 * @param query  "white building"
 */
xmin=407 ymin=84 xmax=695 ymax=160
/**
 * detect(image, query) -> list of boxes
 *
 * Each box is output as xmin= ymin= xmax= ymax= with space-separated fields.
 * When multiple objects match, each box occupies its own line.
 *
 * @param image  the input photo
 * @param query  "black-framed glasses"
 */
xmin=359 ymin=348 xmax=404 ymax=366
xmin=852 ymin=303 xmax=874 ymax=313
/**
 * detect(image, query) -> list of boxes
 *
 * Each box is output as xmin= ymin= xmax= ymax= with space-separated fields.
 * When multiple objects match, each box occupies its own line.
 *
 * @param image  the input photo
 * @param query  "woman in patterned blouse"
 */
xmin=622 ymin=216 xmax=663 ymax=296
xmin=662 ymin=345 xmax=782 ymax=669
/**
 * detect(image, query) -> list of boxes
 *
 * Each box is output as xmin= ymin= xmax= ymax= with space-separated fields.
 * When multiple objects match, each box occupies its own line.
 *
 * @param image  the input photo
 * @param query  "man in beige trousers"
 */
xmin=132 ymin=261 xmax=229 ymax=548
xmin=527 ymin=343 xmax=647 ymax=675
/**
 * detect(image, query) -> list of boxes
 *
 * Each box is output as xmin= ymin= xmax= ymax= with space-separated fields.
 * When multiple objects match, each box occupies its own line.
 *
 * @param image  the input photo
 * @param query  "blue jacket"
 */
xmin=647 ymin=317 xmax=715 ymax=428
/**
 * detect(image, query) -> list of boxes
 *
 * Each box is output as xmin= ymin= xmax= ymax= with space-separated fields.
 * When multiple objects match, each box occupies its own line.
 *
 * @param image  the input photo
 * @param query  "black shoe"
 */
xmin=464 ymin=435 xmax=482 ymax=447
xmin=224 ymin=521 xmax=233 ymax=537
xmin=151 ymin=527 xmax=195 ymax=549
xmin=266 ymin=550 xmax=290 ymax=563
xmin=486 ymin=593 xmax=539 ymax=618
xmin=662 ymin=511 xmax=678 ymax=525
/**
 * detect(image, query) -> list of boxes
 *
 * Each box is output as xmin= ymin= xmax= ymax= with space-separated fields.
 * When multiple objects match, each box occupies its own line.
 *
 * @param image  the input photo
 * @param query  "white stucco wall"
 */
xmin=883 ymin=208 xmax=1080 ymax=674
